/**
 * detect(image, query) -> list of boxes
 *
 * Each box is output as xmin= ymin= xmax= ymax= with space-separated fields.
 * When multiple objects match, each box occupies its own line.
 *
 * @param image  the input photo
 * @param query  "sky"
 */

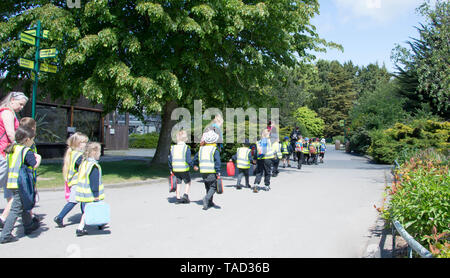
xmin=310 ymin=0 xmax=430 ymax=73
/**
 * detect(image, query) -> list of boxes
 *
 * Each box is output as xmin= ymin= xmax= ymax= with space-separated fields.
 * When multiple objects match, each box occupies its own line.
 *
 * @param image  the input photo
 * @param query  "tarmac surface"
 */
xmin=0 ymin=146 xmax=393 ymax=258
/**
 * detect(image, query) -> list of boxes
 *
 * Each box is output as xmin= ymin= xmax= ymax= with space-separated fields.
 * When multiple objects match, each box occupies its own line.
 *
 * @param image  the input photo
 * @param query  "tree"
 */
xmin=391 ymin=0 xmax=449 ymax=119
xmin=311 ymin=60 xmax=357 ymax=138
xmin=292 ymin=106 xmax=324 ymax=137
xmin=0 ymin=0 xmax=338 ymax=163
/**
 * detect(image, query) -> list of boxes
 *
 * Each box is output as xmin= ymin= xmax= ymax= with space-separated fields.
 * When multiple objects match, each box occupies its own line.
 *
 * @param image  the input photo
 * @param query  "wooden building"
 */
xmin=0 ymin=82 xmax=130 ymax=158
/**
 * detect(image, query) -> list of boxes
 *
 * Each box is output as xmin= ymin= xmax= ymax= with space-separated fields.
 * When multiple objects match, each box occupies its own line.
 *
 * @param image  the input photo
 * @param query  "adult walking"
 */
xmin=0 ymin=92 xmax=29 ymax=228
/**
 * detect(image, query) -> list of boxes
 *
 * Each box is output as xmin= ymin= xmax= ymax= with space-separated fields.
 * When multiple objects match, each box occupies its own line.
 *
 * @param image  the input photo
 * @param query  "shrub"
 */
xmin=129 ymin=133 xmax=159 ymax=148
xmin=368 ymin=119 xmax=450 ymax=164
xmin=381 ymin=149 xmax=449 ymax=257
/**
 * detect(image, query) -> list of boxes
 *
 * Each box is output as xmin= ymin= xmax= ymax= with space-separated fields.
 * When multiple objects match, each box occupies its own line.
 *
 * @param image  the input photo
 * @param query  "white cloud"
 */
xmin=333 ymin=0 xmax=423 ymax=23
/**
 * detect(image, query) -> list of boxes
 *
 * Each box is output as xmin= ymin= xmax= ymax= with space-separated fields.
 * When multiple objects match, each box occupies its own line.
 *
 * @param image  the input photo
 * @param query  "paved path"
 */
xmin=0 ymin=146 xmax=391 ymax=258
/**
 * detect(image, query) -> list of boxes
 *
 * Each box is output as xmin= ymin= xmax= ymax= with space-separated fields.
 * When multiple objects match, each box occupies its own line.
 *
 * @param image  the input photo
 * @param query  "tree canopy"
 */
xmin=0 ymin=0 xmax=339 ymax=162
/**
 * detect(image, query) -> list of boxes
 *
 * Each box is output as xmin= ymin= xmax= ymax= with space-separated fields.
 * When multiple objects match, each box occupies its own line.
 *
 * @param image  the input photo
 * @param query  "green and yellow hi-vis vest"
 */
xmin=257 ymin=139 xmax=274 ymax=160
xmin=281 ymin=141 xmax=289 ymax=154
xmin=171 ymin=144 xmax=189 ymax=172
xmin=67 ymin=150 xmax=83 ymax=187
xmin=7 ymin=145 xmax=30 ymax=189
xmin=199 ymin=144 xmax=217 ymax=174
xmin=75 ymin=160 xmax=105 ymax=203
xmin=236 ymin=147 xmax=251 ymax=169
xmin=271 ymin=142 xmax=282 ymax=159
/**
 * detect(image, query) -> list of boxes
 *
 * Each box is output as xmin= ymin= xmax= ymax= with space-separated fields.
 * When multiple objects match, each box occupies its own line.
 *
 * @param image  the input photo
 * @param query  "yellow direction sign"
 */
xmin=40 ymin=63 xmax=57 ymax=73
xmin=39 ymin=48 xmax=58 ymax=59
xmin=18 ymin=58 xmax=35 ymax=70
xmin=24 ymin=29 xmax=49 ymax=39
xmin=19 ymin=32 xmax=36 ymax=45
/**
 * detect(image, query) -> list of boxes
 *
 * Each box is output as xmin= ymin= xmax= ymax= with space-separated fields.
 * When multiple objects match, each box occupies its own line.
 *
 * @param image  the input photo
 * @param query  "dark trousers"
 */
xmin=302 ymin=153 xmax=309 ymax=164
xmin=295 ymin=152 xmax=303 ymax=169
xmin=236 ymin=168 xmax=250 ymax=186
xmin=202 ymin=173 xmax=217 ymax=205
xmin=254 ymin=159 xmax=272 ymax=186
xmin=0 ymin=190 xmax=33 ymax=241
xmin=272 ymin=158 xmax=280 ymax=176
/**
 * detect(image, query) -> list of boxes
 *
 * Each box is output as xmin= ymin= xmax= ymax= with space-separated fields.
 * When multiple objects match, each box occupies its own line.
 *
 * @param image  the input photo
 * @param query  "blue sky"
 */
xmin=310 ymin=0 xmax=429 ymax=73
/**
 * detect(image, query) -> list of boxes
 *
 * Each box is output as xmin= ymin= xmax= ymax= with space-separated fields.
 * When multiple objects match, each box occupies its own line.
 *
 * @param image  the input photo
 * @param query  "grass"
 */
xmin=36 ymin=160 xmax=169 ymax=189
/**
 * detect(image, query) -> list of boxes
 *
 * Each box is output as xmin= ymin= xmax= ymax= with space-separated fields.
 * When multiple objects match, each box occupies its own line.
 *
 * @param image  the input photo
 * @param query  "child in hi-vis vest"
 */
xmin=54 ymin=132 xmax=88 ymax=228
xmin=75 ymin=142 xmax=105 ymax=236
xmin=168 ymin=130 xmax=193 ymax=204
xmin=193 ymin=130 xmax=221 ymax=210
xmin=230 ymin=139 xmax=253 ymax=189
xmin=0 ymin=126 xmax=41 ymax=244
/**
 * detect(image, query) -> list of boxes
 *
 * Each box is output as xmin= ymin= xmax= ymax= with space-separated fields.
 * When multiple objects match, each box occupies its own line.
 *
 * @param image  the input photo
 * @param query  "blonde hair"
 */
xmin=83 ymin=142 xmax=101 ymax=160
xmin=261 ymin=129 xmax=271 ymax=139
xmin=0 ymin=92 xmax=29 ymax=110
xmin=62 ymin=132 xmax=89 ymax=180
xmin=176 ymin=130 xmax=188 ymax=143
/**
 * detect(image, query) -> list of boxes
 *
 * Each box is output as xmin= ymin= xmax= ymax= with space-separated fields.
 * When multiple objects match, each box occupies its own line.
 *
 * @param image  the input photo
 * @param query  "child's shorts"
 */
xmin=174 ymin=171 xmax=191 ymax=184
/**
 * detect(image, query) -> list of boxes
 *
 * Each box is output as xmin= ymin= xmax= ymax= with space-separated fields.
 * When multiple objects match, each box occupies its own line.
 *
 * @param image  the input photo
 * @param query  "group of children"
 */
xmin=280 ymin=136 xmax=327 ymax=169
xmin=168 ymin=128 xmax=328 ymax=209
xmin=0 ymin=126 xmax=105 ymax=244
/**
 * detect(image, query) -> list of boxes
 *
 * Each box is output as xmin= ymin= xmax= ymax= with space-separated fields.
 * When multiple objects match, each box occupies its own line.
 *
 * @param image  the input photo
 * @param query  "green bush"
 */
xmin=129 ymin=132 xmax=160 ymax=148
xmin=368 ymin=119 xmax=450 ymax=164
xmin=332 ymin=135 xmax=344 ymax=144
xmin=349 ymin=127 xmax=371 ymax=154
xmin=381 ymin=149 xmax=449 ymax=256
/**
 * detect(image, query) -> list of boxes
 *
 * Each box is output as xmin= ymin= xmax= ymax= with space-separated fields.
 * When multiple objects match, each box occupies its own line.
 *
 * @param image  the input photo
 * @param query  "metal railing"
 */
xmin=390 ymin=159 xmax=433 ymax=258
xmin=392 ymin=220 xmax=433 ymax=258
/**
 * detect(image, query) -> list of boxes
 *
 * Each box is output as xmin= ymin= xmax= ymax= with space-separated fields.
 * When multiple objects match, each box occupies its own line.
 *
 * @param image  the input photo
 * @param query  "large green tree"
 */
xmin=392 ymin=0 xmax=449 ymax=119
xmin=0 ymin=0 xmax=337 ymax=163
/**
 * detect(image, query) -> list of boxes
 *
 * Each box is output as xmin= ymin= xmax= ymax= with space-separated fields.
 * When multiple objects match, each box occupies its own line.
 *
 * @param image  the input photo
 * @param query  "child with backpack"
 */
xmin=75 ymin=142 xmax=106 ymax=236
xmin=294 ymin=135 xmax=304 ymax=169
xmin=230 ymin=139 xmax=253 ymax=189
xmin=53 ymin=132 xmax=89 ymax=228
xmin=253 ymin=129 xmax=274 ymax=193
xmin=0 ymin=126 xmax=41 ymax=244
xmin=168 ymin=130 xmax=193 ymax=203
xmin=19 ymin=117 xmax=40 ymax=224
xmin=302 ymin=137 xmax=310 ymax=165
xmin=193 ymin=130 xmax=221 ymax=210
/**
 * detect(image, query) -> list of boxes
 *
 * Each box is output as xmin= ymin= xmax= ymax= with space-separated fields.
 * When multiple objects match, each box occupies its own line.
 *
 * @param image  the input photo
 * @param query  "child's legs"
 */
xmin=236 ymin=168 xmax=244 ymax=185
xmin=263 ymin=159 xmax=272 ymax=185
xmin=0 ymin=191 xmax=32 ymax=240
xmin=77 ymin=203 xmax=86 ymax=230
xmin=57 ymin=202 xmax=77 ymax=220
xmin=244 ymin=169 xmax=250 ymax=185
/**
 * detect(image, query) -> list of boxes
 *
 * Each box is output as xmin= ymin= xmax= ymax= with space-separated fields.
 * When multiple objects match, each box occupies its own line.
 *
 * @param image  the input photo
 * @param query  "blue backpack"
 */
xmin=17 ymin=149 xmax=37 ymax=211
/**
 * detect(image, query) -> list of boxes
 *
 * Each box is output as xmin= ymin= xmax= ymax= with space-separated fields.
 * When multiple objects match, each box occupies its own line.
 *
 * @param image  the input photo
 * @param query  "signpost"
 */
xmin=17 ymin=20 xmax=58 ymax=119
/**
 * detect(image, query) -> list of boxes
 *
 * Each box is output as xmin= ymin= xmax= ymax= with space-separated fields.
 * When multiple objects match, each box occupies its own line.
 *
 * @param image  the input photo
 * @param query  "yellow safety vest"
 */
xmin=236 ymin=147 xmax=251 ymax=169
xmin=257 ymin=139 xmax=274 ymax=160
xmin=67 ymin=150 xmax=83 ymax=187
xmin=302 ymin=142 xmax=310 ymax=154
xmin=171 ymin=144 xmax=189 ymax=172
xmin=7 ymin=145 xmax=30 ymax=189
xmin=199 ymin=144 xmax=217 ymax=173
xmin=281 ymin=141 xmax=289 ymax=154
xmin=75 ymin=160 xmax=105 ymax=203
xmin=271 ymin=142 xmax=282 ymax=159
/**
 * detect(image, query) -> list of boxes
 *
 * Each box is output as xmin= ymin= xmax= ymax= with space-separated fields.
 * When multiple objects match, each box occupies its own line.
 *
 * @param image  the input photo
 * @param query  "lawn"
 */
xmin=36 ymin=160 xmax=169 ymax=189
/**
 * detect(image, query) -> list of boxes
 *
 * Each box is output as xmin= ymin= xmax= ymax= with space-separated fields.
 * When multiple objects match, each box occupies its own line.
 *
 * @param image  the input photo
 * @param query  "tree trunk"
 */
xmin=151 ymin=100 xmax=178 ymax=164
